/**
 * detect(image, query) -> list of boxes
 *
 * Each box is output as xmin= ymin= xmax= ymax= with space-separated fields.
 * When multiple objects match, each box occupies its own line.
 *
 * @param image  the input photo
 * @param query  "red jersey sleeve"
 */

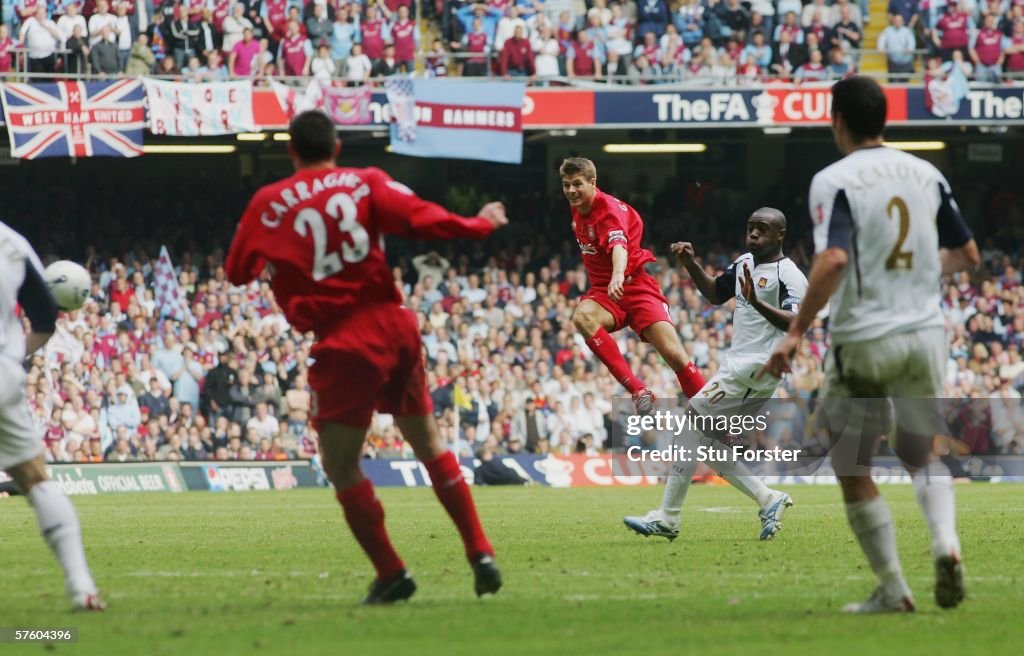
xmin=225 ymin=190 xmax=270 ymax=285
xmin=367 ymin=168 xmax=495 ymax=241
xmin=596 ymin=200 xmax=629 ymax=252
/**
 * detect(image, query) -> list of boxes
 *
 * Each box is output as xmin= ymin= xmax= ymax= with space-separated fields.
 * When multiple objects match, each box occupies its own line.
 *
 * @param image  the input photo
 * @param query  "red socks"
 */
xmin=336 ymin=479 xmax=405 ymax=581
xmin=677 ymin=361 xmax=706 ymax=398
xmin=585 ymin=327 xmax=645 ymax=395
xmin=424 ymin=451 xmax=494 ymax=560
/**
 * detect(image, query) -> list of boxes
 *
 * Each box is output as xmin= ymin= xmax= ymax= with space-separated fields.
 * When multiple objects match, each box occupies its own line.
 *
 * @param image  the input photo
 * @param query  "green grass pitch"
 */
xmin=2 ymin=484 xmax=1022 ymax=656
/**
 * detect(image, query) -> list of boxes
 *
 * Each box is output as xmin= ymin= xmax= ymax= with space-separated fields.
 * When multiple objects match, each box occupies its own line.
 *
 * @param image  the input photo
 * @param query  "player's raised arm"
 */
xmin=935 ymin=180 xmax=980 ymax=274
xmin=671 ymin=241 xmax=724 ymax=304
xmin=369 ymin=168 xmax=507 ymax=240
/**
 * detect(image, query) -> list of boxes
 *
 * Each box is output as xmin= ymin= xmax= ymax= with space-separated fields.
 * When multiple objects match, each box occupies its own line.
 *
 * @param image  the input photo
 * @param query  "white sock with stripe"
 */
xmin=27 ymin=481 xmax=97 ymax=599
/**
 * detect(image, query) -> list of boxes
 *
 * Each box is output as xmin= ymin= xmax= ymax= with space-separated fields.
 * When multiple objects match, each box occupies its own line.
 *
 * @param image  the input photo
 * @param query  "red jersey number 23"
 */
xmin=294 ymin=192 xmax=371 ymax=280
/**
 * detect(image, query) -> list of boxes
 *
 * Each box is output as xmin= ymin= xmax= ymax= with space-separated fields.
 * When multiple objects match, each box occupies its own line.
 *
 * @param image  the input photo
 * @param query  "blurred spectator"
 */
xmin=878 ymin=13 xmax=916 ymax=81
xmin=329 ymin=4 xmax=358 ymax=72
xmin=933 ymin=1 xmax=974 ymax=60
xmin=425 ymin=38 xmax=450 ymax=77
xmin=370 ymin=42 xmax=400 ymax=76
xmin=228 ymin=27 xmax=259 ymax=76
xmin=0 ymin=25 xmax=12 ymax=76
xmin=64 ymin=24 xmax=91 ymax=75
xmin=344 ymin=41 xmax=372 ymax=82
xmin=361 ymin=3 xmax=388 ymax=62
xmin=636 ymin=0 xmax=670 ymax=40
xmin=1007 ymin=21 xmax=1024 ymax=76
xmin=770 ymin=28 xmax=806 ymax=77
xmin=387 ymin=4 xmax=419 ymax=73
xmin=91 ymin=25 xmax=122 ymax=74
xmin=221 ymin=2 xmax=252 ymax=54
xmin=566 ymin=29 xmax=602 ymax=79
xmin=58 ymin=3 xmax=87 ymax=46
xmin=795 ymin=48 xmax=828 ymax=81
xmin=277 ymin=19 xmax=311 ymax=76
xmin=969 ymin=13 xmax=1008 ymax=82
xmin=126 ymin=31 xmax=155 ymax=74
xmin=89 ymin=1 xmax=119 ymax=46
xmin=20 ymin=5 xmax=62 ymax=76
xmin=305 ymin=2 xmax=332 ymax=49
xmin=310 ymin=42 xmax=336 ymax=79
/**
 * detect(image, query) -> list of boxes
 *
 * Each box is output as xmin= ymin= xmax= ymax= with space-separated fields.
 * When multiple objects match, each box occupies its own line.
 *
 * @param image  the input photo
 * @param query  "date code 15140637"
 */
xmin=0 ymin=628 xmax=78 ymax=643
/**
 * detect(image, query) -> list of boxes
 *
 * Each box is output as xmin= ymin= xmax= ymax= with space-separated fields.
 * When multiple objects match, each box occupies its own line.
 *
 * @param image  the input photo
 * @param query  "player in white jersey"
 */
xmin=624 ymin=208 xmax=808 ymax=541
xmin=0 ymin=221 xmax=105 ymax=611
xmin=764 ymin=77 xmax=979 ymax=614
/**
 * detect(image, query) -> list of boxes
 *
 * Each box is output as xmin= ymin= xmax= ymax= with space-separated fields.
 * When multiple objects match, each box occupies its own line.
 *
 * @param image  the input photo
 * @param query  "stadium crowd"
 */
xmin=1 ymin=0 xmax=1022 ymax=83
xmin=8 ymin=168 xmax=1024 ymax=465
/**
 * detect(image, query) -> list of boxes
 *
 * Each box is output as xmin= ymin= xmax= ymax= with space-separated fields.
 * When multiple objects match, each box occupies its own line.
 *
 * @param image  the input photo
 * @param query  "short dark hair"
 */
xmin=288 ymin=111 xmax=336 ymax=163
xmin=559 ymin=157 xmax=597 ymax=181
xmin=831 ymin=76 xmax=887 ymax=141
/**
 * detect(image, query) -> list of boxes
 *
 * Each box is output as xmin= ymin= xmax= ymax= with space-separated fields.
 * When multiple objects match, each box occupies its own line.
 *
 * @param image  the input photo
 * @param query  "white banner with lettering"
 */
xmin=142 ymin=79 xmax=255 ymax=136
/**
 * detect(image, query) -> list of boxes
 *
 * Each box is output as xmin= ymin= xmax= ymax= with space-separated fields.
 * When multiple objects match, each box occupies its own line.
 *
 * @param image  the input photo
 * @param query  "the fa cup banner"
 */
xmin=142 ymin=78 xmax=256 ymax=136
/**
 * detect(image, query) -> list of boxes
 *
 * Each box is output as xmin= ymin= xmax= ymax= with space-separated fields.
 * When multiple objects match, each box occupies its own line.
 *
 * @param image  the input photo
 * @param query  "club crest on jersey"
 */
xmin=758 ymin=277 xmax=768 ymax=288
xmin=587 ymin=225 xmax=595 ymax=240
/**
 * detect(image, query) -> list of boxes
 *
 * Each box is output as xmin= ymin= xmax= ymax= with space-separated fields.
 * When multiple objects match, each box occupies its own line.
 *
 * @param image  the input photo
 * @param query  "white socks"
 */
xmin=702 ymin=436 xmax=776 ymax=507
xmin=912 ymin=460 xmax=962 ymax=560
xmin=658 ymin=430 xmax=779 ymax=527
xmin=845 ymin=496 xmax=910 ymax=599
xmin=27 ymin=481 xmax=97 ymax=599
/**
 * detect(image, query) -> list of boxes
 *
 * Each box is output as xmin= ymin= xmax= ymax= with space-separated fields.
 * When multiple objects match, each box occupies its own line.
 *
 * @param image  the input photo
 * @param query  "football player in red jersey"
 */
xmin=226 ymin=111 xmax=506 ymax=605
xmin=560 ymin=157 xmax=705 ymax=414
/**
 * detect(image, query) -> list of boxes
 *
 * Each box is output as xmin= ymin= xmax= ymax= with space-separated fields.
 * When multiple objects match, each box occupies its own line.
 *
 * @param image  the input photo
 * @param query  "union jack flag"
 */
xmin=0 ymin=80 xmax=145 ymax=159
xmin=385 ymin=77 xmax=417 ymax=142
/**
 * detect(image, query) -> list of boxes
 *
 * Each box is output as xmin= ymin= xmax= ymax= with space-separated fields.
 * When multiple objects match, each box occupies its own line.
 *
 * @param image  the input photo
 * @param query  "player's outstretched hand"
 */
xmin=608 ymin=271 xmax=625 ymax=302
xmin=740 ymin=264 xmax=759 ymax=306
xmin=670 ymin=242 xmax=695 ymax=267
xmin=479 ymin=202 xmax=508 ymax=230
xmin=758 ymin=334 xmax=801 ymax=379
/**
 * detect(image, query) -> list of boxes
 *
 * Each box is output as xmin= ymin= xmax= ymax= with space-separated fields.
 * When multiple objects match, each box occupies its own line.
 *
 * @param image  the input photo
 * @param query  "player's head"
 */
xmin=830 ymin=76 xmax=887 ymax=154
xmin=287 ymin=110 xmax=339 ymax=168
xmin=559 ymin=157 xmax=598 ymax=210
xmin=746 ymin=207 xmax=786 ymax=259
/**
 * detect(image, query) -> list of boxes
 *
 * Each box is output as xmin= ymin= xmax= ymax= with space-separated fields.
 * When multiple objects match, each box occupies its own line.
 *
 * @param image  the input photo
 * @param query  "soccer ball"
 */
xmin=44 ymin=260 xmax=92 ymax=311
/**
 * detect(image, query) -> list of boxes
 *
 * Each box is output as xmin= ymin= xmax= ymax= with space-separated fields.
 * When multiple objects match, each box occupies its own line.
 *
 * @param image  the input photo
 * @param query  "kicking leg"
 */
xmin=574 ymin=300 xmax=653 ymax=413
xmin=319 ymin=422 xmax=414 ymax=604
xmin=397 ymin=414 xmax=501 ymax=597
xmin=641 ymin=321 xmax=706 ymax=398
xmin=7 ymin=455 xmax=104 ymax=611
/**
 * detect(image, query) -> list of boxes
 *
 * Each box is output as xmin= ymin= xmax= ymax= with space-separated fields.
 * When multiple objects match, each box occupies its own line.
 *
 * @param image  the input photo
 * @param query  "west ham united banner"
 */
xmin=386 ymin=79 xmax=526 ymax=164
xmin=0 ymin=80 xmax=144 ymax=159
xmin=142 ymin=78 xmax=255 ymax=136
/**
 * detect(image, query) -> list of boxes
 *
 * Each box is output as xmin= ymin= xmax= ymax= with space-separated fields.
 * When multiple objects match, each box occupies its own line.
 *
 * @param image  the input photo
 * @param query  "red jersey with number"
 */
xmin=226 ymin=167 xmax=495 ymax=333
xmin=570 ymin=189 xmax=656 ymax=289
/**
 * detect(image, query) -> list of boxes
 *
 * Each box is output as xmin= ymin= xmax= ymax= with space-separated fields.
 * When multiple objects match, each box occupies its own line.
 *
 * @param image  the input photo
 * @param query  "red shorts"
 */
xmin=308 ymin=304 xmax=432 ymax=427
xmin=583 ymin=270 xmax=673 ymax=338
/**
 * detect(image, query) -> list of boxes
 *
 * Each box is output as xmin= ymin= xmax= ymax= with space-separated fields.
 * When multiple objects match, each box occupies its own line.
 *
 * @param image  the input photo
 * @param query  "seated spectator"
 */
xmin=425 ymin=38 xmax=450 ymax=77
xmin=743 ymin=30 xmax=773 ymax=69
xmin=139 ymin=378 xmax=171 ymax=418
xmin=90 ymin=25 xmax=122 ymax=74
xmin=803 ymin=0 xmax=834 ymax=29
xmin=830 ymin=0 xmax=863 ymax=29
xmin=370 ymin=43 xmax=400 ymax=76
xmin=774 ymin=11 xmax=805 ymax=45
xmin=771 ymin=28 xmax=807 ymax=77
xmin=804 ymin=10 xmax=832 ymax=48
xmin=795 ymin=48 xmax=828 ymax=81
xmin=246 ymin=402 xmax=278 ymax=441
xmin=674 ymin=0 xmax=705 ymax=48
xmin=636 ymin=0 xmax=671 ymax=40
xmin=722 ymin=0 xmax=751 ymax=40
xmin=737 ymin=52 xmax=762 ymax=81
xmin=969 ymin=13 xmax=1009 ymax=82
xmin=499 ymin=24 xmax=535 ymax=78
xmin=827 ymin=45 xmax=852 ymax=77
xmin=832 ymin=6 xmax=863 ymax=54
xmin=712 ymin=50 xmax=737 ymax=85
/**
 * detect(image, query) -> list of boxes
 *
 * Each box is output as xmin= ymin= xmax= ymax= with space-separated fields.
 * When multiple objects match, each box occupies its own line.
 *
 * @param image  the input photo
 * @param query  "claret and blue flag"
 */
xmin=386 ymin=79 xmax=526 ymax=165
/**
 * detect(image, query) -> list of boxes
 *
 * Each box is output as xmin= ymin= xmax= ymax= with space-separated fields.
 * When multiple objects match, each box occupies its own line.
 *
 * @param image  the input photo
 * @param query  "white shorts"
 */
xmin=688 ymin=360 xmax=780 ymax=418
xmin=824 ymin=326 xmax=946 ymax=399
xmin=0 ymin=359 xmax=44 ymax=471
